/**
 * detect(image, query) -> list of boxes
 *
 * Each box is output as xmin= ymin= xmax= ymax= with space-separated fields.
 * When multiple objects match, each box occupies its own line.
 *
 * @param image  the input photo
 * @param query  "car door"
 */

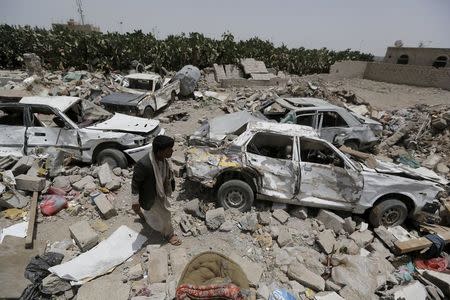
xmin=318 ymin=110 xmax=350 ymax=143
xmin=24 ymin=105 xmax=82 ymax=159
xmin=244 ymin=131 xmax=299 ymax=200
xmin=297 ymin=137 xmax=363 ymax=203
xmin=0 ymin=105 xmax=26 ymax=157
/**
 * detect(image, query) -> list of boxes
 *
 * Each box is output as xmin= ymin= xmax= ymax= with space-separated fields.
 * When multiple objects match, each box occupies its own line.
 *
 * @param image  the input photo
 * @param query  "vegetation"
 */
xmin=0 ymin=24 xmax=373 ymax=74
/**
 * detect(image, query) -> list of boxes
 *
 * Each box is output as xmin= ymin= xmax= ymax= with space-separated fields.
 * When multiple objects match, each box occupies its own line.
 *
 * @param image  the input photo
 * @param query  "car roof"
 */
xmin=247 ymin=121 xmax=318 ymax=137
xmin=19 ymin=96 xmax=81 ymax=112
xmin=124 ymin=73 xmax=161 ymax=81
xmin=276 ymin=97 xmax=341 ymax=110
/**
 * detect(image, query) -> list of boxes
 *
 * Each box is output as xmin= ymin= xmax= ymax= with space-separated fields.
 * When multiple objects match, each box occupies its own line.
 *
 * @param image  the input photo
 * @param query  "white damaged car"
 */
xmin=0 ymin=96 xmax=164 ymax=168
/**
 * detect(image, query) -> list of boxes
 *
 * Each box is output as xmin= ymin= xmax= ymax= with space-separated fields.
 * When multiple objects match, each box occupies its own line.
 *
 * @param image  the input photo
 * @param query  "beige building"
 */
xmin=383 ymin=47 xmax=449 ymax=68
xmin=52 ymin=19 xmax=100 ymax=33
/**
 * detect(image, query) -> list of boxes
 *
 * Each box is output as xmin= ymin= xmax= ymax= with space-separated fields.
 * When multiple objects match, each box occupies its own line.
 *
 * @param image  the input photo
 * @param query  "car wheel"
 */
xmin=217 ymin=180 xmax=254 ymax=212
xmin=344 ymin=140 xmax=359 ymax=150
xmin=369 ymin=199 xmax=408 ymax=227
xmin=142 ymin=106 xmax=155 ymax=119
xmin=97 ymin=149 xmax=128 ymax=169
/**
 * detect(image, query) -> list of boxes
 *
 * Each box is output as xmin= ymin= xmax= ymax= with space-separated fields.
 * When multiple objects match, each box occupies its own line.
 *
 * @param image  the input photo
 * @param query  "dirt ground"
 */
xmin=1 ymin=77 xmax=449 ymax=299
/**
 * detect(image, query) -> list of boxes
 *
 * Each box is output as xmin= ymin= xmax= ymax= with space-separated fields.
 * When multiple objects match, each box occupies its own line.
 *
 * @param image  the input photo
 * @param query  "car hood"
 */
xmin=86 ymin=113 xmax=160 ymax=134
xmin=100 ymin=92 xmax=146 ymax=106
xmin=364 ymin=160 xmax=448 ymax=185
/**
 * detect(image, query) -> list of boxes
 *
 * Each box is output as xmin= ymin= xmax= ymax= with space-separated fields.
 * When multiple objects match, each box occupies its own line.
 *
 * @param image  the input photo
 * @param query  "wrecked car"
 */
xmin=100 ymin=73 xmax=180 ymax=118
xmin=186 ymin=121 xmax=446 ymax=227
xmin=0 ymin=96 xmax=164 ymax=168
xmin=260 ymin=97 xmax=382 ymax=150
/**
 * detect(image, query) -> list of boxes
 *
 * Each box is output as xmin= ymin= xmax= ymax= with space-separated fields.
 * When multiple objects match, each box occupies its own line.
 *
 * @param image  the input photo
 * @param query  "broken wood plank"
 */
xmin=394 ymin=231 xmax=450 ymax=254
xmin=339 ymin=145 xmax=378 ymax=168
xmin=25 ymin=191 xmax=38 ymax=249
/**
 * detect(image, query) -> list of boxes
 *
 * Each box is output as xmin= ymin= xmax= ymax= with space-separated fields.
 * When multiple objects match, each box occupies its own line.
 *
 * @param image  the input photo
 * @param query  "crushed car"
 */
xmin=100 ymin=72 xmax=180 ymax=118
xmin=186 ymin=121 xmax=446 ymax=227
xmin=0 ymin=96 xmax=164 ymax=168
xmin=259 ymin=97 xmax=382 ymax=150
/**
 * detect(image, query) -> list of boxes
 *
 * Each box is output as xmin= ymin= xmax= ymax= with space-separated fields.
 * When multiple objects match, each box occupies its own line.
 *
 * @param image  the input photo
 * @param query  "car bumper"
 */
xmin=124 ymin=128 xmax=165 ymax=162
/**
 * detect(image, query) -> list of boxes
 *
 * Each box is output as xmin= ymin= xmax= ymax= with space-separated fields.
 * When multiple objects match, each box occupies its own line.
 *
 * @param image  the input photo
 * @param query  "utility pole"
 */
xmin=75 ymin=0 xmax=86 ymax=25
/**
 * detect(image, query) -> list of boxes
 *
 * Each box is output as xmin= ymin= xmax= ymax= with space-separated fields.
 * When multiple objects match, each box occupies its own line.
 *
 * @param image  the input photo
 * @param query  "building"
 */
xmin=383 ymin=47 xmax=449 ymax=68
xmin=329 ymin=46 xmax=450 ymax=91
xmin=52 ymin=19 xmax=100 ymax=33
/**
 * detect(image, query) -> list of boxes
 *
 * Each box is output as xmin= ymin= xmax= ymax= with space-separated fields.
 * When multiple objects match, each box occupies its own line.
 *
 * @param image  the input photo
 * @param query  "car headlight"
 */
xmin=134 ymin=138 xmax=146 ymax=146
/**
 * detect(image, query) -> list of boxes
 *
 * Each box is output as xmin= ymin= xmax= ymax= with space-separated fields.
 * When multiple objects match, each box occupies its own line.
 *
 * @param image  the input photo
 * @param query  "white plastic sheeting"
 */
xmin=48 ymin=225 xmax=147 ymax=284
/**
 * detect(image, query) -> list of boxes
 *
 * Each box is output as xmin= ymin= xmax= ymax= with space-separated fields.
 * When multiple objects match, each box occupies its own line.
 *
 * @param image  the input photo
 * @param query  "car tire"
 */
xmin=142 ymin=106 xmax=155 ymax=119
xmin=97 ymin=149 xmax=128 ymax=169
xmin=369 ymin=199 xmax=408 ymax=227
xmin=217 ymin=180 xmax=254 ymax=212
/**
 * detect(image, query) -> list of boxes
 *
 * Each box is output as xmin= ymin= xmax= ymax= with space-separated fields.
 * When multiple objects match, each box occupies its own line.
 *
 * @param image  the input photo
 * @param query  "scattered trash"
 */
xmin=40 ymin=195 xmax=68 ymax=216
xmin=0 ymin=221 xmax=28 ymax=243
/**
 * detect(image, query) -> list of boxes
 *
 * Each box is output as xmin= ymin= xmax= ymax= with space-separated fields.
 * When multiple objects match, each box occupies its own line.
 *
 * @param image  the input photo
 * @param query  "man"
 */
xmin=131 ymin=135 xmax=181 ymax=246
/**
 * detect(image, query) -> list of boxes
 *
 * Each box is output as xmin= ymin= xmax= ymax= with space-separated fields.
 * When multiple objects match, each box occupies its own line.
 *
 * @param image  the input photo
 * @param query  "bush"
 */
xmin=0 ymin=25 xmax=373 ymax=74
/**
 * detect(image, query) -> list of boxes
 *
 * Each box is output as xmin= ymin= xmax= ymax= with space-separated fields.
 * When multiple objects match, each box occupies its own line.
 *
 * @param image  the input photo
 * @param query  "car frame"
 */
xmin=260 ymin=97 xmax=382 ymax=150
xmin=101 ymin=73 xmax=180 ymax=118
xmin=0 ymin=96 xmax=164 ymax=168
xmin=186 ymin=121 xmax=445 ymax=227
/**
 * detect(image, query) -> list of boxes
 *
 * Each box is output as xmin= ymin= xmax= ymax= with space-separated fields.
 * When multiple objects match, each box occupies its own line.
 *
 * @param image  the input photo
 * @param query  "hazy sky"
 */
xmin=1 ymin=0 xmax=449 ymax=56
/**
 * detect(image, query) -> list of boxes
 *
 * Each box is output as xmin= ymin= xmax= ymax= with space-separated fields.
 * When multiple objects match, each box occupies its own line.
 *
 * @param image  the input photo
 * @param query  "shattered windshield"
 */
xmin=65 ymin=99 xmax=112 ymax=128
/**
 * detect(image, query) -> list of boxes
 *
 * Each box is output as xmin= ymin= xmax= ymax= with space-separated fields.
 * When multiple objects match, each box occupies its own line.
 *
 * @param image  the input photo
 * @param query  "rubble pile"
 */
xmin=377 ymin=104 xmax=450 ymax=175
xmin=1 ymin=58 xmax=450 ymax=300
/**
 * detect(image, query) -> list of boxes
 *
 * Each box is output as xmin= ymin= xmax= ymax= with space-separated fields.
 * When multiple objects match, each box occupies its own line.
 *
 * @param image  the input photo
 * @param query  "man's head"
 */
xmin=153 ymin=135 xmax=174 ymax=159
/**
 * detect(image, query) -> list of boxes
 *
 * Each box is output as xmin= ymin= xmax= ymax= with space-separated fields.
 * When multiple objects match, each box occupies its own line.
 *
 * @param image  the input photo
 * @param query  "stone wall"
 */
xmin=329 ymin=61 xmax=368 ymax=78
xmin=364 ymin=62 xmax=450 ymax=90
xmin=384 ymin=47 xmax=450 ymax=66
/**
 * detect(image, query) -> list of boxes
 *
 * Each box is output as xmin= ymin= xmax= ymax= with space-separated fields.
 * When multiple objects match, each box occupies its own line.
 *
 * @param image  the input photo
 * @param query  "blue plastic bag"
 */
xmin=269 ymin=288 xmax=297 ymax=300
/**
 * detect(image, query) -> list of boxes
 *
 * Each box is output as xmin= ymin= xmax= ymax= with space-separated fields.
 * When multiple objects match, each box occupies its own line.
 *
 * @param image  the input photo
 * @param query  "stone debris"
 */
xmin=14 ymin=174 xmax=46 ymax=192
xmin=272 ymin=209 xmax=290 ymax=224
xmin=258 ymin=211 xmax=272 ymax=225
xmin=287 ymin=262 xmax=325 ymax=292
xmin=205 ymin=207 xmax=225 ymax=230
xmin=277 ymin=227 xmax=293 ymax=248
xmin=317 ymin=229 xmax=337 ymax=254
xmin=238 ymin=212 xmax=258 ymax=232
xmin=93 ymin=193 xmax=117 ymax=219
xmin=316 ymin=209 xmax=345 ymax=232
xmin=147 ymin=248 xmax=168 ymax=283
xmin=69 ymin=220 xmax=99 ymax=252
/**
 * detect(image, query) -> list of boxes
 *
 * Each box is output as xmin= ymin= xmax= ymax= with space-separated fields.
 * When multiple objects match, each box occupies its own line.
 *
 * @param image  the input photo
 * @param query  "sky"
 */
xmin=1 ymin=0 xmax=449 ymax=56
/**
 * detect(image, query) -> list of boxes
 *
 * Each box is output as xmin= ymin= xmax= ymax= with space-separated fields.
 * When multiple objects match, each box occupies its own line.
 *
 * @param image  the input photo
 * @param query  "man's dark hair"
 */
xmin=153 ymin=135 xmax=175 ymax=153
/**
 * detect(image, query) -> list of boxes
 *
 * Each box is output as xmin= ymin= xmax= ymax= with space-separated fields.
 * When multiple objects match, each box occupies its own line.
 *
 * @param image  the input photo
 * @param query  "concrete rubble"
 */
xmin=1 ymin=60 xmax=450 ymax=300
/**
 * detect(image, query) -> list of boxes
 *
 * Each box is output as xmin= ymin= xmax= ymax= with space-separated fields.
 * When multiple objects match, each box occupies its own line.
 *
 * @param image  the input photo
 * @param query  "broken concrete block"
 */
xmin=436 ymin=163 xmax=450 ymax=174
xmin=272 ymin=209 xmax=290 ymax=224
xmin=219 ymin=220 xmax=235 ymax=232
xmin=315 ymin=291 xmax=345 ymax=300
xmin=258 ymin=211 xmax=271 ymax=225
xmin=205 ymin=207 xmax=225 ymax=230
xmin=239 ymin=212 xmax=258 ymax=232
xmin=290 ymin=206 xmax=308 ymax=220
xmin=112 ymin=167 xmax=122 ymax=176
xmin=317 ymin=209 xmax=345 ymax=232
xmin=257 ymin=284 xmax=270 ymax=300
xmin=14 ymin=174 xmax=45 ymax=192
xmin=98 ymin=163 xmax=113 ymax=186
xmin=343 ymin=217 xmax=356 ymax=234
xmin=183 ymin=198 xmax=204 ymax=219
xmin=69 ymin=220 xmax=99 ymax=252
xmin=287 ymin=262 xmax=325 ymax=291
xmin=317 ymin=229 xmax=337 ymax=254
xmin=349 ymin=230 xmax=374 ymax=248
xmin=0 ymin=191 xmax=30 ymax=208
xmin=127 ymin=264 xmax=143 ymax=281
xmin=325 ymin=280 xmax=342 ymax=292
xmin=277 ymin=228 xmax=293 ymax=247
xmin=52 ymin=176 xmax=71 ymax=190
xmin=169 ymin=248 xmax=188 ymax=280
xmin=77 ymin=273 xmax=130 ymax=300
xmin=147 ymin=248 xmax=168 ymax=283
xmin=422 ymin=154 xmax=442 ymax=170
xmin=289 ymin=280 xmax=305 ymax=295
xmin=94 ymin=194 xmax=117 ymax=219
xmin=105 ymin=178 xmax=121 ymax=191
xmin=72 ymin=175 xmax=95 ymax=191
xmin=11 ymin=156 xmax=35 ymax=176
